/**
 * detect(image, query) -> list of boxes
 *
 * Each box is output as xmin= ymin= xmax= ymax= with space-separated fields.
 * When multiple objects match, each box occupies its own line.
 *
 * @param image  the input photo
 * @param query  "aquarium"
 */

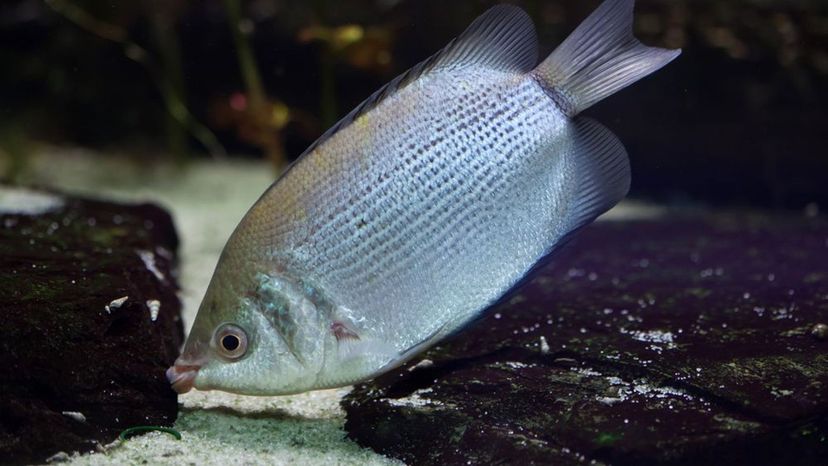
xmin=1 ymin=0 xmax=826 ymax=465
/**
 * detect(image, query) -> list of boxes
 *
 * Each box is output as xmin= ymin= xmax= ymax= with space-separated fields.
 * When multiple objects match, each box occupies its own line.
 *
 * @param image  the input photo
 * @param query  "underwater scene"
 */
xmin=1 ymin=0 xmax=826 ymax=464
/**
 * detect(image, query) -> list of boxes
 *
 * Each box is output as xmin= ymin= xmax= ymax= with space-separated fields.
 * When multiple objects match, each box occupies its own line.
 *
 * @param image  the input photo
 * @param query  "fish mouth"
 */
xmin=166 ymin=364 xmax=200 ymax=394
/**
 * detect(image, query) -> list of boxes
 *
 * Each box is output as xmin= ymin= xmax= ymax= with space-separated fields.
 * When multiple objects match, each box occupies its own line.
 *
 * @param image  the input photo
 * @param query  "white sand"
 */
xmin=0 ymin=185 xmax=64 ymax=215
xmin=65 ymin=388 xmax=392 ymax=465
xmin=20 ymin=146 xmax=660 ymax=465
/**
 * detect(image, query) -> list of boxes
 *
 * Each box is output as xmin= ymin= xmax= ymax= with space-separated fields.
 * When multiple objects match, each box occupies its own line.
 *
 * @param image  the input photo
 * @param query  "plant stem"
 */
xmin=44 ymin=0 xmax=226 ymax=159
xmin=223 ymin=0 xmax=266 ymax=113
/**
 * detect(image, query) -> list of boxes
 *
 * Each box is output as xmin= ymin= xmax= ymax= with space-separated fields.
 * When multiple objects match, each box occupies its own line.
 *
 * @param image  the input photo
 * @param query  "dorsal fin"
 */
xmin=302 ymin=5 xmax=539 ymax=155
xmin=430 ymin=4 xmax=538 ymax=73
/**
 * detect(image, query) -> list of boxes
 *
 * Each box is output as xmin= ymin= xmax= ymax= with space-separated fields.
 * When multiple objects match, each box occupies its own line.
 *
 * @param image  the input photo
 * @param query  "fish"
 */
xmin=167 ymin=0 xmax=680 ymax=395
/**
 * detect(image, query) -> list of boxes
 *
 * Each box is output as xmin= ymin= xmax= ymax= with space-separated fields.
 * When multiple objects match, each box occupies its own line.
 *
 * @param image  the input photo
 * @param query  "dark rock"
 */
xmin=813 ymin=324 xmax=828 ymax=341
xmin=0 ymin=187 xmax=184 ymax=465
xmin=343 ymin=213 xmax=828 ymax=466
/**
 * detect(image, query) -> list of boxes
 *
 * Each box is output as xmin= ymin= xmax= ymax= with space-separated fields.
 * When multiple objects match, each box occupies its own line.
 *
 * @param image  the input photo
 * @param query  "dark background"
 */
xmin=1 ymin=0 xmax=826 ymax=210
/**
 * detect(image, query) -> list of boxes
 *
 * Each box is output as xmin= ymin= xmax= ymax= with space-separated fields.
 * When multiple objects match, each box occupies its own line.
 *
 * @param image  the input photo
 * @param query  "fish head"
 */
xmin=167 ymin=270 xmax=326 ymax=395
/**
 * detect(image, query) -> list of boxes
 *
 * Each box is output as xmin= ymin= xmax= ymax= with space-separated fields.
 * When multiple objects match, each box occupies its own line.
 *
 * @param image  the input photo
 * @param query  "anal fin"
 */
xmin=561 ymin=117 xmax=631 ymax=234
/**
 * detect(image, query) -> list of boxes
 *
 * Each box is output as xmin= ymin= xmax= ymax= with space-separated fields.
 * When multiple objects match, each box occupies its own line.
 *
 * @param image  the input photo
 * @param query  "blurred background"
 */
xmin=1 ymin=0 xmax=826 ymax=210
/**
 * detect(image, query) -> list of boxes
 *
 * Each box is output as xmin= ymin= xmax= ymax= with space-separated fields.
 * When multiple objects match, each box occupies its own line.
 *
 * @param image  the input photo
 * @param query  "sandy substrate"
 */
xmin=20 ymin=147 xmax=661 ymax=465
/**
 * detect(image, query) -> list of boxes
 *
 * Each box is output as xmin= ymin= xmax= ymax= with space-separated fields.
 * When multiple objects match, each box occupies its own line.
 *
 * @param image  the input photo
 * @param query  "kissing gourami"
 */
xmin=167 ymin=0 xmax=680 ymax=395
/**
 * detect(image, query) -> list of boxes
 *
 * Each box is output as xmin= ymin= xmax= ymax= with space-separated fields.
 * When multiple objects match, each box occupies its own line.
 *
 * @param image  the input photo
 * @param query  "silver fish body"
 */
xmin=168 ymin=0 xmax=680 ymax=395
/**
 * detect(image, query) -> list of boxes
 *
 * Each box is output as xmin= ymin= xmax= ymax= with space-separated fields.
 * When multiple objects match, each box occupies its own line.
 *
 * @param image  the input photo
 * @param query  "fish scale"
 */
xmin=271 ymin=75 xmax=563 ymax=349
xmin=312 ymin=75 xmax=545 ymax=280
xmin=168 ymin=0 xmax=681 ymax=396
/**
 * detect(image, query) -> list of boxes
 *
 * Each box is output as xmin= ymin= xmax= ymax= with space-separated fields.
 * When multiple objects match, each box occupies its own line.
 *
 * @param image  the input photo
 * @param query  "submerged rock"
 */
xmin=343 ymin=213 xmax=828 ymax=465
xmin=0 ymin=186 xmax=183 ymax=464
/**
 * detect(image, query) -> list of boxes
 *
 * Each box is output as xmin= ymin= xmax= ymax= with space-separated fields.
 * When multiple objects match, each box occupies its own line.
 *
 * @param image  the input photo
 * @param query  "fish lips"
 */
xmin=166 ymin=363 xmax=201 ymax=394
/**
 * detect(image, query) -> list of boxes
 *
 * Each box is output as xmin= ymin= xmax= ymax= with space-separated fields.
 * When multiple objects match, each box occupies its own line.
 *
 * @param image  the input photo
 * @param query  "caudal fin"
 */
xmin=533 ymin=0 xmax=680 ymax=116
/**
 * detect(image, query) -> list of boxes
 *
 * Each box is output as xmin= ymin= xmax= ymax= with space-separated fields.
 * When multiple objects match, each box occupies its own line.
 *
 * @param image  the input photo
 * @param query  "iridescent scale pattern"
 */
xmin=230 ymin=66 xmax=577 ymax=354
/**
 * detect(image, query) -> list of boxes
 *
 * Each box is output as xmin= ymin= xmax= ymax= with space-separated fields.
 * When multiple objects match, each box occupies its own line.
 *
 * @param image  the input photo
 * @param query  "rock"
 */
xmin=343 ymin=214 xmax=828 ymax=466
xmin=812 ymin=324 xmax=828 ymax=341
xmin=0 ymin=186 xmax=184 ymax=465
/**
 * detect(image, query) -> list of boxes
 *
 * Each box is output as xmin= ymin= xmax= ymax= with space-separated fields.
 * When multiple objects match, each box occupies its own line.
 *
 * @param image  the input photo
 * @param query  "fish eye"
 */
xmin=214 ymin=324 xmax=248 ymax=360
xmin=222 ymin=334 xmax=240 ymax=351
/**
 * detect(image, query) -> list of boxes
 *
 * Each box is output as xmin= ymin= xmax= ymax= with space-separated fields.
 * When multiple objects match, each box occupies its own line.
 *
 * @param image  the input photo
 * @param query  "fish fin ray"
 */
xmin=370 ymin=322 xmax=449 ymax=376
xmin=336 ymin=337 xmax=396 ymax=364
xmin=331 ymin=320 xmax=361 ymax=341
xmin=533 ymin=0 xmax=680 ymax=115
xmin=561 ymin=117 xmax=630 ymax=233
xmin=301 ymin=5 xmax=537 ymax=156
xmin=430 ymin=4 xmax=538 ymax=73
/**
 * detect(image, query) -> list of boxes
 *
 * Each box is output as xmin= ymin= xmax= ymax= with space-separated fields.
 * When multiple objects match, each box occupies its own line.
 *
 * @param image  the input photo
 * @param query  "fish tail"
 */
xmin=532 ymin=0 xmax=681 ymax=116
